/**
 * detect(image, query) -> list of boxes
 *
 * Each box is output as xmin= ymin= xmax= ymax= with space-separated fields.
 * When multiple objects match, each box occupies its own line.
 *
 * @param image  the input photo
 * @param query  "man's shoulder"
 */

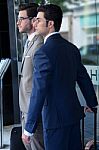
xmin=34 ymin=32 xmax=44 ymax=42
xmin=29 ymin=33 xmax=44 ymax=49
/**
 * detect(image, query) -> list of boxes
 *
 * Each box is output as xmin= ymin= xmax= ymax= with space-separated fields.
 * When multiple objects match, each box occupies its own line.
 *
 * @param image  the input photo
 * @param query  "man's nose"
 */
xmin=17 ymin=20 xmax=20 ymax=25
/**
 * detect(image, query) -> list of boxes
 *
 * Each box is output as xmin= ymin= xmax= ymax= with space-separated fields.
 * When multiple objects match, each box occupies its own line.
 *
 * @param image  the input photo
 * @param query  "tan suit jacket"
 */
xmin=19 ymin=32 xmax=44 ymax=113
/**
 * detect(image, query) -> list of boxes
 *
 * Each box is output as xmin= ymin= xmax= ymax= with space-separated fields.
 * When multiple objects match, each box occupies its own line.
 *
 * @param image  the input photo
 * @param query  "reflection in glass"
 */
xmin=59 ymin=0 xmax=99 ymax=146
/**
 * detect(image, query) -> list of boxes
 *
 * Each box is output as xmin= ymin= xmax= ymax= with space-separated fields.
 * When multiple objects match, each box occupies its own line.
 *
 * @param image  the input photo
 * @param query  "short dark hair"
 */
xmin=19 ymin=3 xmax=38 ymax=18
xmin=37 ymin=4 xmax=63 ymax=32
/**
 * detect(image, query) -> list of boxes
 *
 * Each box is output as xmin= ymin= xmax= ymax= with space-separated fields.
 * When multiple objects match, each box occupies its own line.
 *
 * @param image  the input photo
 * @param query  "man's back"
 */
xmin=28 ymin=34 xmax=98 ymax=130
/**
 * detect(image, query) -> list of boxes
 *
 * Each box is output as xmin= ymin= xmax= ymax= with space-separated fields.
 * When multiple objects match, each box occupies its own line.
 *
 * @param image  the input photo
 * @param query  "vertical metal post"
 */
xmin=0 ymin=78 xmax=3 ymax=148
xmin=7 ymin=0 xmax=20 ymax=124
xmin=93 ymin=108 xmax=97 ymax=150
xmin=82 ymin=106 xmax=85 ymax=150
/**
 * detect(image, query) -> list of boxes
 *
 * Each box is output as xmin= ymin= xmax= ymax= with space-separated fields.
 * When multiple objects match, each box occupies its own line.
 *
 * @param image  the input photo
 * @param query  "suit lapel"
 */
xmin=21 ymin=34 xmax=37 ymax=73
xmin=24 ymin=38 xmax=35 ymax=56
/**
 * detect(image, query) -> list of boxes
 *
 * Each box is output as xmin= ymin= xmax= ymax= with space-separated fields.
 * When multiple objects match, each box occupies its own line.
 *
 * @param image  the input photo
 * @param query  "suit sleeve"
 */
xmin=76 ymin=50 xmax=98 ymax=108
xmin=25 ymin=49 xmax=51 ymax=133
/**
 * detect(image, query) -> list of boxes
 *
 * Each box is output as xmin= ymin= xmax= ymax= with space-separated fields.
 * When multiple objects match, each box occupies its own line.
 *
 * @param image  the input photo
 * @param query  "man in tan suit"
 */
xmin=17 ymin=3 xmax=44 ymax=150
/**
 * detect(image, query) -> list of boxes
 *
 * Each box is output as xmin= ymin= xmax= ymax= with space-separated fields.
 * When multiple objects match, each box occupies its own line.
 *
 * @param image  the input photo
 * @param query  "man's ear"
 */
xmin=31 ymin=18 xmax=37 ymax=29
xmin=48 ymin=20 xmax=54 ymax=28
xmin=31 ymin=17 xmax=36 ymax=23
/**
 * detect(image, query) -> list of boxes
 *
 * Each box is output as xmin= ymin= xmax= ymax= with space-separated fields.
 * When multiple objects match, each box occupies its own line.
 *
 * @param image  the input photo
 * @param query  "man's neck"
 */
xmin=27 ymin=28 xmax=35 ymax=36
xmin=27 ymin=32 xmax=36 ymax=42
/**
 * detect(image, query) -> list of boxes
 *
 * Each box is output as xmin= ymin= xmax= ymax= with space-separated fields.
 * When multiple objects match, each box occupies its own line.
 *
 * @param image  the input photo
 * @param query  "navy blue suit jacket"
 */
xmin=25 ymin=34 xmax=98 ymax=133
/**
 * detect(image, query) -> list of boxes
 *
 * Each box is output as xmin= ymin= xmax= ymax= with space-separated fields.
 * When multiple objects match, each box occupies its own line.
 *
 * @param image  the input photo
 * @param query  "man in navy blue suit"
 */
xmin=22 ymin=4 xmax=98 ymax=150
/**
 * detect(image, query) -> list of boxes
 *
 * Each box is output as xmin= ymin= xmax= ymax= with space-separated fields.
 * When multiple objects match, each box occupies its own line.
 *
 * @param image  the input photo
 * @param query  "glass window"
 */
xmin=47 ymin=0 xmax=99 ymax=146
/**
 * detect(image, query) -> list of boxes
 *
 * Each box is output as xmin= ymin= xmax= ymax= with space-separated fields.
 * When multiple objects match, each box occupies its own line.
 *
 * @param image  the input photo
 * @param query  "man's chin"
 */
xmin=35 ymin=28 xmax=38 ymax=32
xmin=35 ymin=29 xmax=40 ymax=34
xmin=19 ymin=29 xmax=23 ymax=33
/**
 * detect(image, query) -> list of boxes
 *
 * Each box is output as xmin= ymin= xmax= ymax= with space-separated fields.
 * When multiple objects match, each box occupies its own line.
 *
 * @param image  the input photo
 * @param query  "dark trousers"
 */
xmin=43 ymin=122 xmax=82 ymax=150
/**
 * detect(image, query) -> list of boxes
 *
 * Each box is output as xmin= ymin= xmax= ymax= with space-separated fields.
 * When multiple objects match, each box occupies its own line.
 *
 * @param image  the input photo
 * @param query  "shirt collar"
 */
xmin=44 ymin=32 xmax=59 ymax=44
xmin=28 ymin=32 xmax=36 ymax=42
